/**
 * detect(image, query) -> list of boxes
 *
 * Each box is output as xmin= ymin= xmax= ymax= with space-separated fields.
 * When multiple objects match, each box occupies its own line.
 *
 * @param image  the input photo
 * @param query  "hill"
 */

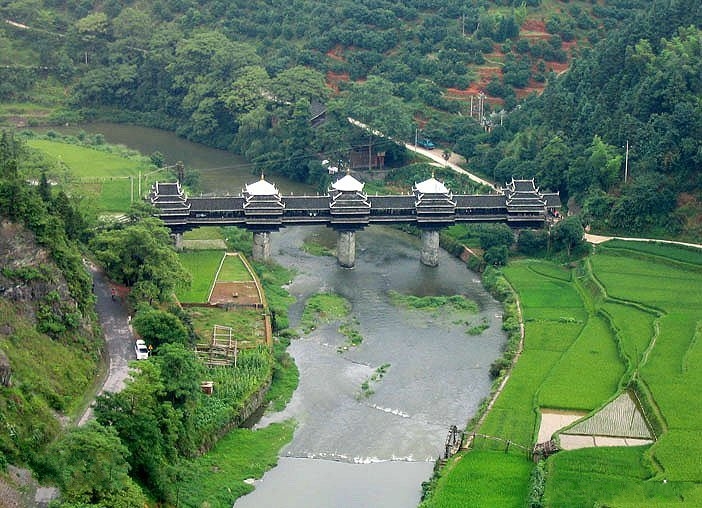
xmin=0 ymin=218 xmax=102 ymax=476
xmin=0 ymin=0 xmax=699 ymax=240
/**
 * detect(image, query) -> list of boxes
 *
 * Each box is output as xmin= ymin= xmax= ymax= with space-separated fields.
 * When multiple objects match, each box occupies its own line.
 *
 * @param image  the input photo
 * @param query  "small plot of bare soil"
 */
xmin=209 ymin=281 xmax=260 ymax=306
xmin=538 ymin=409 xmax=587 ymax=443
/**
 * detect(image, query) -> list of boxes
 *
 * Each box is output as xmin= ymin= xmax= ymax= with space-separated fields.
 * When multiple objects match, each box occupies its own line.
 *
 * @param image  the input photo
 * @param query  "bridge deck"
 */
xmin=150 ymin=179 xmax=560 ymax=232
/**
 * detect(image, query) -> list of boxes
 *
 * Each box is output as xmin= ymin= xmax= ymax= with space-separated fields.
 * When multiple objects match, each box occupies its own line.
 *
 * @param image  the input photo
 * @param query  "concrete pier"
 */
xmin=174 ymin=232 xmax=184 ymax=251
xmin=252 ymin=231 xmax=272 ymax=262
xmin=337 ymin=231 xmax=356 ymax=268
xmin=420 ymin=229 xmax=440 ymax=267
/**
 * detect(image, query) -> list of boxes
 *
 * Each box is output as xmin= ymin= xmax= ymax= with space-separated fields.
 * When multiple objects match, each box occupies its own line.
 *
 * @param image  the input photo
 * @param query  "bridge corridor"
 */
xmin=150 ymin=174 xmax=560 ymax=268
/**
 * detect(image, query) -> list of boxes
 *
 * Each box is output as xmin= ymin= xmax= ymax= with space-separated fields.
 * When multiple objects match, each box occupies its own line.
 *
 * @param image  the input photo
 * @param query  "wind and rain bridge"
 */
xmin=149 ymin=174 xmax=560 ymax=268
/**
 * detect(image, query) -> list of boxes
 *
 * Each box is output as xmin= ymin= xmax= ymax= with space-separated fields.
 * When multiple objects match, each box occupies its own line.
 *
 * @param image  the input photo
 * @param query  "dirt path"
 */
xmin=585 ymin=233 xmax=702 ymax=249
xmin=77 ymin=263 xmax=135 ymax=426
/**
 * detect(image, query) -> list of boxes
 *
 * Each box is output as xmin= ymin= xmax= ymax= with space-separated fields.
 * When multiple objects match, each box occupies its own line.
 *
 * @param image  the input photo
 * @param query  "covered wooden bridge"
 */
xmin=149 ymin=174 xmax=560 ymax=267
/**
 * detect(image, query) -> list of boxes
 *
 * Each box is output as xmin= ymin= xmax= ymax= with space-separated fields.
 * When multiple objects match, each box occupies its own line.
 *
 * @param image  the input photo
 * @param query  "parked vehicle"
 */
xmin=135 ymin=339 xmax=149 ymax=360
xmin=417 ymin=138 xmax=436 ymax=149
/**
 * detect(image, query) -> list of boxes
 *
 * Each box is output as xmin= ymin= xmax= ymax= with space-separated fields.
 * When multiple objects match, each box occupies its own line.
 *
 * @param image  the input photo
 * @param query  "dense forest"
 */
xmin=0 ymin=0 xmax=699 ymax=240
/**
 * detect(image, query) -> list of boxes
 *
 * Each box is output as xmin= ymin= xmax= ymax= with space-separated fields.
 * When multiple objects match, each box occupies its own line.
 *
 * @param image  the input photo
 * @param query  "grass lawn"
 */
xmin=184 ymin=227 xmax=225 ymax=241
xmin=176 ymin=250 xmax=224 ymax=303
xmin=217 ymin=254 xmax=254 ymax=282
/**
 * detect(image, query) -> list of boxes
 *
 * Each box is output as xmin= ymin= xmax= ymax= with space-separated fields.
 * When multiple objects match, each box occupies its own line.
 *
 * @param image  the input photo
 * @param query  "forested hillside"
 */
xmin=0 ymin=0 xmax=700 ymax=239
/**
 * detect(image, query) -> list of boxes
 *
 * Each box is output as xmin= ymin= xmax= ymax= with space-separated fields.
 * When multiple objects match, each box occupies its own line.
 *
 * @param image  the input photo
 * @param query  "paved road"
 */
xmin=403 ymin=142 xmax=497 ymax=190
xmin=347 ymin=117 xmax=497 ymax=190
xmin=77 ymin=262 xmax=135 ymax=426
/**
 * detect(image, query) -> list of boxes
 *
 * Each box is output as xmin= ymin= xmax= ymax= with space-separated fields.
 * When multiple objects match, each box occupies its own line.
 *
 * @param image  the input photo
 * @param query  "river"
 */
xmin=52 ymin=124 xmax=506 ymax=507
xmin=38 ymin=122 xmax=311 ymax=195
xmin=235 ymin=225 xmax=505 ymax=508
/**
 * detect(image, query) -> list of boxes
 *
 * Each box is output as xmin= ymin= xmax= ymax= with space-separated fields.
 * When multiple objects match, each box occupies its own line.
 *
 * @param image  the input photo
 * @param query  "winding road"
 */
xmin=77 ymin=262 xmax=135 ymax=426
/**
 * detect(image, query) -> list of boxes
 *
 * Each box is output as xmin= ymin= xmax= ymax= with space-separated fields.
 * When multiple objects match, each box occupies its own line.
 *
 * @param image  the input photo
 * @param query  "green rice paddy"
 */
xmin=425 ymin=240 xmax=702 ymax=507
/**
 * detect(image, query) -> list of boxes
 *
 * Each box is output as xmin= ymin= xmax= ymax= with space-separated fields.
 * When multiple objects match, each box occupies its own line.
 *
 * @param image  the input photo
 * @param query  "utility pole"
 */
xmin=624 ymin=140 xmax=630 ymax=184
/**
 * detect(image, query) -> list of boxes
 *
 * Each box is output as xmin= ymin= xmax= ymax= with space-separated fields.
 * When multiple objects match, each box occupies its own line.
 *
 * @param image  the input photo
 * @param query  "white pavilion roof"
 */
xmin=332 ymin=174 xmax=364 ymax=192
xmin=245 ymin=177 xmax=279 ymax=196
xmin=415 ymin=177 xmax=449 ymax=194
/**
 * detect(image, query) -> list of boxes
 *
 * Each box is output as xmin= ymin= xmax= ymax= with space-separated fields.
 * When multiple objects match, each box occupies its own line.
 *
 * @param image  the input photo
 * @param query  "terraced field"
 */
xmin=423 ymin=241 xmax=702 ymax=507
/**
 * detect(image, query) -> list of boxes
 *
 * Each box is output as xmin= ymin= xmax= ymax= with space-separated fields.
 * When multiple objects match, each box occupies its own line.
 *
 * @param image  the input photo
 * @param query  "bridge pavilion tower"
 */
xmin=328 ymin=173 xmax=371 ymax=268
xmin=242 ymin=177 xmax=284 ymax=261
xmin=413 ymin=176 xmax=456 ymax=267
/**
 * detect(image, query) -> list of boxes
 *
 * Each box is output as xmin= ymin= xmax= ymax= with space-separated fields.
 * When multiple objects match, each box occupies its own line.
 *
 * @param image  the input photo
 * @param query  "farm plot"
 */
xmin=542 ymin=243 xmax=702 ymax=504
xmin=27 ymin=138 xmax=152 ymax=212
xmin=432 ymin=244 xmax=702 ymax=507
xmin=176 ymin=250 xmax=224 ymax=303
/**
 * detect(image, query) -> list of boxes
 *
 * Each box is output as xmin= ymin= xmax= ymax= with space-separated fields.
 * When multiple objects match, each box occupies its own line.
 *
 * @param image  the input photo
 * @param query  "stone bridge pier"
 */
xmin=336 ymin=230 xmax=356 ymax=268
xmin=252 ymin=231 xmax=272 ymax=262
xmin=420 ymin=229 xmax=440 ymax=267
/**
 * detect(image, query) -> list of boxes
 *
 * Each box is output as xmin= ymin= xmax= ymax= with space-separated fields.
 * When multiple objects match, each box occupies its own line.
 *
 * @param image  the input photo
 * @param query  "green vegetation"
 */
xmin=265 ymin=333 xmax=300 ymax=412
xmin=388 ymin=291 xmax=483 ymax=335
xmin=24 ymin=136 xmax=158 ymax=212
xmin=217 ymin=254 xmax=254 ymax=282
xmin=26 ymin=138 xmax=147 ymax=178
xmin=189 ymin=306 xmax=265 ymax=346
xmin=176 ymin=250 xmax=224 ymax=303
xmin=421 ymin=451 xmax=532 ymax=507
xmin=358 ymin=363 xmax=391 ymax=400
xmin=388 ymin=291 xmax=479 ymax=312
xmin=0 ymin=131 xmax=301 ymax=506
xmin=5 ymin=0 xmax=697 ymax=240
xmin=301 ymin=238 xmax=334 ymax=257
xmin=176 ymin=420 xmax=295 ymax=508
xmin=252 ymin=261 xmax=296 ymax=331
xmin=423 ymin=241 xmax=702 ymax=507
xmin=466 ymin=317 xmax=490 ymax=335
xmin=338 ymin=318 xmax=364 ymax=352
xmin=299 ymin=292 xmax=351 ymax=333
xmin=0 ymin=301 xmax=99 ymax=458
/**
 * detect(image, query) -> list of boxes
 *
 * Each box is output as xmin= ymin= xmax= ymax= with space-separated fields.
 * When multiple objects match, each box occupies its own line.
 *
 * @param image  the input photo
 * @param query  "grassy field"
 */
xmin=176 ymin=420 xmax=295 ymax=508
xmin=26 ymin=138 xmax=160 ymax=211
xmin=421 ymin=451 xmax=533 ymax=507
xmin=176 ymin=250 xmax=224 ymax=303
xmin=189 ymin=306 xmax=266 ymax=346
xmin=424 ymin=241 xmax=702 ymax=507
xmin=217 ymin=254 xmax=254 ymax=282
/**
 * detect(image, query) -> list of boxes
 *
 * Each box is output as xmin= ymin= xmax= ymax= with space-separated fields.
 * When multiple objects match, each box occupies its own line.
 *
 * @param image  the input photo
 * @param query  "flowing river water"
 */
xmin=49 ymin=124 xmax=507 ymax=507
xmin=233 ymin=225 xmax=506 ymax=507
